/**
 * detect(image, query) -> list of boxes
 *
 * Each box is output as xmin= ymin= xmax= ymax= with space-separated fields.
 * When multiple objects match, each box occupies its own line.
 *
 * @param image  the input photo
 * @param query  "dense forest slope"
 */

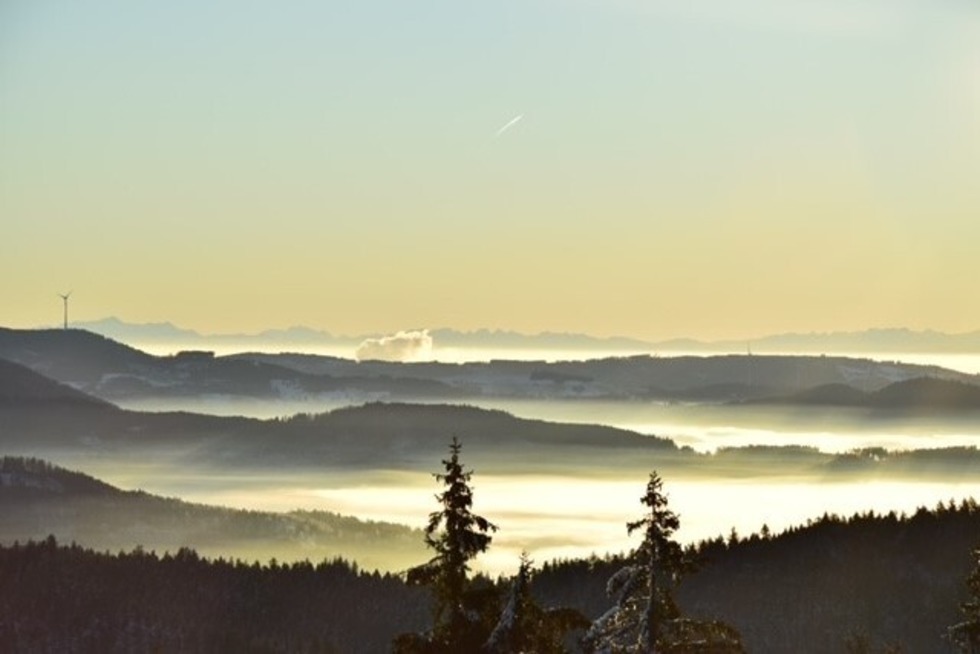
xmin=536 ymin=501 xmax=980 ymax=652
xmin=1 ymin=503 xmax=977 ymax=653
xmin=0 ymin=538 xmax=428 ymax=653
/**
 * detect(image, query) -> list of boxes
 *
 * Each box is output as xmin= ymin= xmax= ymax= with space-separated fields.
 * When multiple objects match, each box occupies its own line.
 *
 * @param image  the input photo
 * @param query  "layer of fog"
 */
xmin=59 ymin=460 xmax=980 ymax=576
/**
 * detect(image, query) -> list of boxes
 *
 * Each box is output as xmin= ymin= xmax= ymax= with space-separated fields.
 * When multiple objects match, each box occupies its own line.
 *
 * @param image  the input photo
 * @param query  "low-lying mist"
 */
xmin=34 ymin=454 xmax=980 ymax=577
xmin=458 ymin=399 xmax=980 ymax=454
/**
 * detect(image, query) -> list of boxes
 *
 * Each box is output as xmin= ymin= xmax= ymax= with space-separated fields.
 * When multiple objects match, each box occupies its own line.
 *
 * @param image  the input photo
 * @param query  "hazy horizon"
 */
xmin=12 ymin=315 xmax=980 ymax=374
xmin=25 ymin=314 xmax=980 ymax=339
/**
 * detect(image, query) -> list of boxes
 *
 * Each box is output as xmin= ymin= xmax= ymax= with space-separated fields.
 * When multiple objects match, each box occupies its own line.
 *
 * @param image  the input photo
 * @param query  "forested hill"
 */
xmin=0 ymin=456 xmax=116 ymax=497
xmin=0 ymin=456 xmax=427 ymax=571
xmin=2 ymin=502 xmax=977 ymax=653
xmin=0 ymin=357 xmax=114 ymax=408
xmin=3 ymin=326 xmax=977 ymax=406
xmin=0 ymin=360 xmax=683 ymax=471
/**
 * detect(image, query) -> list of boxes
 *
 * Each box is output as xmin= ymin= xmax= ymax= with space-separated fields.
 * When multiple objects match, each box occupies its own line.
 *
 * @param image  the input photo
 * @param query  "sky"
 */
xmin=2 ymin=0 xmax=979 ymax=341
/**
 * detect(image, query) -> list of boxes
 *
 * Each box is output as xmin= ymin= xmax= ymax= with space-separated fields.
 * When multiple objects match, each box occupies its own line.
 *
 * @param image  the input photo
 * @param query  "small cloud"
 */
xmin=355 ymin=330 xmax=433 ymax=362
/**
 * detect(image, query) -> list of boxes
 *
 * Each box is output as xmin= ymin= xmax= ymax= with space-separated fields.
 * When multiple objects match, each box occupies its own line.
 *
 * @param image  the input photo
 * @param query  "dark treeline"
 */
xmin=536 ymin=499 xmax=980 ymax=653
xmin=3 ymin=500 xmax=979 ymax=653
xmin=0 ymin=537 xmax=429 ymax=653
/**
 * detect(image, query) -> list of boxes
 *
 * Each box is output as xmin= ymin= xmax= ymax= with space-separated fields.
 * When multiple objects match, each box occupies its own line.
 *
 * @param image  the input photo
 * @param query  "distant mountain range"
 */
xmin=71 ymin=317 xmax=361 ymax=348
xmin=68 ymin=318 xmax=980 ymax=355
xmin=2 ymin=327 xmax=977 ymax=410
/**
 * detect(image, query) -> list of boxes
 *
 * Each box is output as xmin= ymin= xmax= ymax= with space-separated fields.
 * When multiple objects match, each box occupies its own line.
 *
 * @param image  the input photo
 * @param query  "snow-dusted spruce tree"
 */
xmin=484 ymin=552 xmax=589 ymax=654
xmin=583 ymin=471 xmax=744 ymax=654
xmin=394 ymin=437 xmax=499 ymax=653
xmin=950 ymin=542 xmax=980 ymax=653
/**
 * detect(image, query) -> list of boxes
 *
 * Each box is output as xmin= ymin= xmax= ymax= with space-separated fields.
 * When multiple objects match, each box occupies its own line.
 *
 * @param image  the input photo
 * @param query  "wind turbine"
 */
xmin=58 ymin=291 xmax=72 ymax=330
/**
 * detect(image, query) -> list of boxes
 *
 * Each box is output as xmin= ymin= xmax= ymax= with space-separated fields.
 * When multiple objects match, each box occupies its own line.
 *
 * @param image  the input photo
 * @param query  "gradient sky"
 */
xmin=2 ymin=0 xmax=979 ymax=340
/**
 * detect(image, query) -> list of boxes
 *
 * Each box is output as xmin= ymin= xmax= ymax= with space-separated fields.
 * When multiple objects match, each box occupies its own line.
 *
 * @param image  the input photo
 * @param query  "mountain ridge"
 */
xmin=63 ymin=318 xmax=980 ymax=354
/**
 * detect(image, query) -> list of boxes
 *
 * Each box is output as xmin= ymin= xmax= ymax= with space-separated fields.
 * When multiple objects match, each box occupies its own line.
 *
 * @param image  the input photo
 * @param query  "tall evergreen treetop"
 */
xmin=422 ymin=437 xmax=497 ymax=625
xmin=584 ymin=471 xmax=744 ymax=654
xmin=398 ymin=437 xmax=499 ymax=652
xmin=628 ymin=472 xmax=685 ymax=651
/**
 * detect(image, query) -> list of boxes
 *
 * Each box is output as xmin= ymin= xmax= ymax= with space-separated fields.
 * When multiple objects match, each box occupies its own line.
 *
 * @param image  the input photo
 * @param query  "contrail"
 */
xmin=494 ymin=114 xmax=524 ymax=139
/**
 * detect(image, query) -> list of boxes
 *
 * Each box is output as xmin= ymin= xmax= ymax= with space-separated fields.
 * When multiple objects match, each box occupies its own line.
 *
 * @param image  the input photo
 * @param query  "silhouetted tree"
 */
xmin=950 ymin=542 xmax=980 ymax=653
xmin=631 ymin=472 xmax=685 ymax=651
xmin=395 ymin=437 xmax=498 ymax=653
xmin=484 ymin=552 xmax=589 ymax=653
xmin=584 ymin=471 xmax=744 ymax=653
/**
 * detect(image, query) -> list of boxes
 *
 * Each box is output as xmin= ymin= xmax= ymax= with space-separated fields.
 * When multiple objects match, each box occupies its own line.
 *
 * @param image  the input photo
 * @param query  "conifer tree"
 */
xmin=485 ymin=552 xmax=536 ymax=653
xmin=629 ymin=472 xmax=685 ymax=651
xmin=484 ymin=552 xmax=589 ymax=654
xmin=584 ymin=471 xmax=744 ymax=654
xmin=396 ymin=437 xmax=498 ymax=653
xmin=950 ymin=542 xmax=980 ymax=653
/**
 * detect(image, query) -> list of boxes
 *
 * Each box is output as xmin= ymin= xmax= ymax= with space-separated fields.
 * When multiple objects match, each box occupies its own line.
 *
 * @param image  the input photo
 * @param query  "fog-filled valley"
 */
xmin=2 ymin=327 xmax=979 ymax=576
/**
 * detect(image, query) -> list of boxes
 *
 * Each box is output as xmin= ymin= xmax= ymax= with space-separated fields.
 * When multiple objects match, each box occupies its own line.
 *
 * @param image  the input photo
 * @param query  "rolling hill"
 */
xmin=0 ymin=456 xmax=426 ymax=571
xmin=3 ymin=327 xmax=977 ymax=408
